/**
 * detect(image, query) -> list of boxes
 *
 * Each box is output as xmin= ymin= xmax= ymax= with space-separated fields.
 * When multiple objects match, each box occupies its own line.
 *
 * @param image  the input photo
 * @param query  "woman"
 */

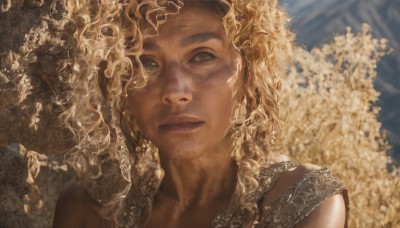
xmin=53 ymin=0 xmax=348 ymax=227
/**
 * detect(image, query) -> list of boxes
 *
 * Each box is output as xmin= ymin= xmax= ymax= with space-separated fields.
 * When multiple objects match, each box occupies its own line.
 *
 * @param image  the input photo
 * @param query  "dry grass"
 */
xmin=274 ymin=24 xmax=400 ymax=227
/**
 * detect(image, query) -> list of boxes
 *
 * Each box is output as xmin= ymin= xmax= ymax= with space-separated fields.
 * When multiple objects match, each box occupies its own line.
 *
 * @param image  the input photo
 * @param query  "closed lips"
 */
xmin=159 ymin=116 xmax=204 ymax=129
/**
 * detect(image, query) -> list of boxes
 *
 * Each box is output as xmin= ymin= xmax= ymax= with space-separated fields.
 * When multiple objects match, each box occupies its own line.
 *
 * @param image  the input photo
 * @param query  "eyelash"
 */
xmin=190 ymin=52 xmax=216 ymax=63
xmin=139 ymin=51 xmax=216 ymax=71
xmin=140 ymin=56 xmax=159 ymax=68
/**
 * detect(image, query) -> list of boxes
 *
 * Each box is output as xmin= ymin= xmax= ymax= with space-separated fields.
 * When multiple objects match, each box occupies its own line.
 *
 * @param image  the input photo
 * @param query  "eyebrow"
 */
xmin=143 ymin=41 xmax=158 ymax=51
xmin=142 ymin=32 xmax=223 ymax=51
xmin=180 ymin=32 xmax=223 ymax=46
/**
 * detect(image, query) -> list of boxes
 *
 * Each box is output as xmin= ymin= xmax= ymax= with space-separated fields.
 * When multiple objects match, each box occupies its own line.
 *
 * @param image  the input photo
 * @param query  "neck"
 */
xmin=157 ymin=140 xmax=237 ymax=209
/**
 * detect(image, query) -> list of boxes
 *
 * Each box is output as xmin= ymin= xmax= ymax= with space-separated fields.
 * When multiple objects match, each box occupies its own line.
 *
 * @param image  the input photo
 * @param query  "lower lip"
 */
xmin=159 ymin=122 xmax=204 ymax=134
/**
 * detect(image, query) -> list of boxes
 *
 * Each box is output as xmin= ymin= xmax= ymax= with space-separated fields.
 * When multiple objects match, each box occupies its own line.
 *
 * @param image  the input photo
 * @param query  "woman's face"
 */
xmin=128 ymin=3 xmax=242 ymax=160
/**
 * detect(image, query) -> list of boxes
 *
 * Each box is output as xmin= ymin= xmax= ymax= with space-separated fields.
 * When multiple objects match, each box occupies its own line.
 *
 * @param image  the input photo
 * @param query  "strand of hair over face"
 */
xmin=62 ymin=0 xmax=294 ymax=224
xmin=63 ymin=0 xmax=136 ymax=220
xmin=221 ymin=0 xmax=294 ymax=221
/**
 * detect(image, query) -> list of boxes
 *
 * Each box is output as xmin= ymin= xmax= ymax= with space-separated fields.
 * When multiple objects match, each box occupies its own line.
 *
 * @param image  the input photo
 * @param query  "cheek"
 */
xmin=211 ymin=80 xmax=236 ymax=128
xmin=221 ymin=90 xmax=235 ymax=122
xmin=200 ymin=64 xmax=238 ymax=120
xmin=211 ymin=91 xmax=235 ymax=142
xmin=127 ymin=93 xmax=140 ymax=117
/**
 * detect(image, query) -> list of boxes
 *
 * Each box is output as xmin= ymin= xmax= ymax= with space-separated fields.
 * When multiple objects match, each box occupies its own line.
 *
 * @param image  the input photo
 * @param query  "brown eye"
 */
xmin=191 ymin=52 xmax=215 ymax=63
xmin=140 ymin=56 xmax=159 ymax=73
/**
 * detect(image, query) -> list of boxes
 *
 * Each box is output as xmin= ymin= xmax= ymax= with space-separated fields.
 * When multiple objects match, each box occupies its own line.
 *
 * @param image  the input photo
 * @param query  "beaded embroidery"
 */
xmin=107 ymin=161 xmax=348 ymax=227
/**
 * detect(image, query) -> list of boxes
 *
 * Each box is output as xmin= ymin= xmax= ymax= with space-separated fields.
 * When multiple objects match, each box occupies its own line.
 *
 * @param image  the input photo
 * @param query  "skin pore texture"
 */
xmin=53 ymin=2 xmax=346 ymax=228
xmin=128 ymin=4 xmax=240 ymax=227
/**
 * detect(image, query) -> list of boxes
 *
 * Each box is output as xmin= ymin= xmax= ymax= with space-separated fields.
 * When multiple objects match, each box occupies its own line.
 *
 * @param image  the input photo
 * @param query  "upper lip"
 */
xmin=160 ymin=115 xmax=204 ymax=126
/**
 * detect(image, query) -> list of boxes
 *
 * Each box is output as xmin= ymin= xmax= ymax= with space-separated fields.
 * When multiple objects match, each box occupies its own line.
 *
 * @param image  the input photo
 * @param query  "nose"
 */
xmin=161 ymin=63 xmax=193 ymax=106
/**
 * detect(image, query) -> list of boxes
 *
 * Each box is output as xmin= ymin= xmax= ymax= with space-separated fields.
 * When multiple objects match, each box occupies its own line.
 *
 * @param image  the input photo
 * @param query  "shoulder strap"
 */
xmin=257 ymin=167 xmax=349 ymax=228
xmin=212 ymin=161 xmax=300 ymax=228
xmin=249 ymin=160 xmax=301 ymax=202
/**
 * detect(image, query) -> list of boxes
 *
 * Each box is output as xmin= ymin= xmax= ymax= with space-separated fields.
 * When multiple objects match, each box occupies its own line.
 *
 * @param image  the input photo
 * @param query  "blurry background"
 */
xmin=281 ymin=0 xmax=400 ymax=161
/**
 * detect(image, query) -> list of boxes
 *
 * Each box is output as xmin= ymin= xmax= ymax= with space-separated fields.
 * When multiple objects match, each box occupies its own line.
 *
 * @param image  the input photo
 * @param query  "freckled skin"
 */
xmin=127 ymin=4 xmax=242 ymax=160
xmin=127 ymin=3 xmax=243 ymax=227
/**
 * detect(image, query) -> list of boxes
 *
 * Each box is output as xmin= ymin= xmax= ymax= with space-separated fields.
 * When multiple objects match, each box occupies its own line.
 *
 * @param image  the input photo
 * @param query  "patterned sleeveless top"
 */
xmin=116 ymin=160 xmax=349 ymax=227
xmin=212 ymin=160 xmax=349 ymax=227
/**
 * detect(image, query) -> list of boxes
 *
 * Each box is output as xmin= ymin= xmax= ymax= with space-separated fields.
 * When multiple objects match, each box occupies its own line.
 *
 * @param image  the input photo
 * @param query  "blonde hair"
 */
xmin=62 ymin=0 xmax=293 ymax=225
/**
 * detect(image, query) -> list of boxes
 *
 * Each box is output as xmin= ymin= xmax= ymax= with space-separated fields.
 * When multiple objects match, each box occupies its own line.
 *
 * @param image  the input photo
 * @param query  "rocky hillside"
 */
xmin=282 ymin=0 xmax=400 ymax=158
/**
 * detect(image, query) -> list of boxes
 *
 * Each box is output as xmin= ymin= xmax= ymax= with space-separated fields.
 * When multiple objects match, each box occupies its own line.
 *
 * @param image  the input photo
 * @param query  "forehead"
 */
xmin=142 ymin=2 xmax=225 ymax=40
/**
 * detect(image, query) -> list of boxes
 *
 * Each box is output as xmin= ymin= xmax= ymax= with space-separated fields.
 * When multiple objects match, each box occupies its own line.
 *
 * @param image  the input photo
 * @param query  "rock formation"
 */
xmin=0 ymin=1 xmax=75 ymax=227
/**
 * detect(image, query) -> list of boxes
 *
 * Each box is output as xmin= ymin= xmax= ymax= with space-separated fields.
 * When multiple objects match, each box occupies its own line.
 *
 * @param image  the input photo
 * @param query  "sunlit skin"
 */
xmin=127 ymin=3 xmax=241 ymax=227
xmin=52 ymin=2 xmax=346 ymax=228
xmin=128 ymin=5 xmax=241 ymax=161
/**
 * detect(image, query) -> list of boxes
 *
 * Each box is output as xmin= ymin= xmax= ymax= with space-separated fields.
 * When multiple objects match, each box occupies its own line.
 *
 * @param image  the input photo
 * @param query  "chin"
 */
xmin=157 ymin=143 xmax=208 ymax=161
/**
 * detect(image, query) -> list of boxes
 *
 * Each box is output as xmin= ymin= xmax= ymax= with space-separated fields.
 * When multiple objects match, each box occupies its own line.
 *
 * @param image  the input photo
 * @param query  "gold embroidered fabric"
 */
xmin=257 ymin=167 xmax=348 ymax=227
xmin=116 ymin=160 xmax=348 ymax=227
xmin=212 ymin=161 xmax=349 ymax=228
xmin=212 ymin=161 xmax=301 ymax=227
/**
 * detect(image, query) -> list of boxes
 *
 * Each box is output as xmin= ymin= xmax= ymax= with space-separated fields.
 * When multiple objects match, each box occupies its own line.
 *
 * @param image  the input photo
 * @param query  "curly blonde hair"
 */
xmin=62 ymin=0 xmax=293 ymax=225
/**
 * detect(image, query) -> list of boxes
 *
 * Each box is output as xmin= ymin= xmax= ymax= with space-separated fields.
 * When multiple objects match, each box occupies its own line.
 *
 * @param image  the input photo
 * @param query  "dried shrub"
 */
xmin=274 ymin=24 xmax=400 ymax=227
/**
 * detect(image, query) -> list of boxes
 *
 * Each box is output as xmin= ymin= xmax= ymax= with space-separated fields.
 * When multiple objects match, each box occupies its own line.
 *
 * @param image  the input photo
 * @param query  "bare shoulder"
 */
xmin=264 ymin=162 xmax=347 ymax=228
xmin=57 ymin=181 xmax=95 ymax=206
xmin=53 ymin=181 xmax=116 ymax=228
xmin=52 ymin=181 xmax=93 ymax=227
xmin=292 ymin=163 xmax=346 ymax=228
xmin=264 ymin=162 xmax=321 ymax=203
xmin=295 ymin=193 xmax=346 ymax=228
